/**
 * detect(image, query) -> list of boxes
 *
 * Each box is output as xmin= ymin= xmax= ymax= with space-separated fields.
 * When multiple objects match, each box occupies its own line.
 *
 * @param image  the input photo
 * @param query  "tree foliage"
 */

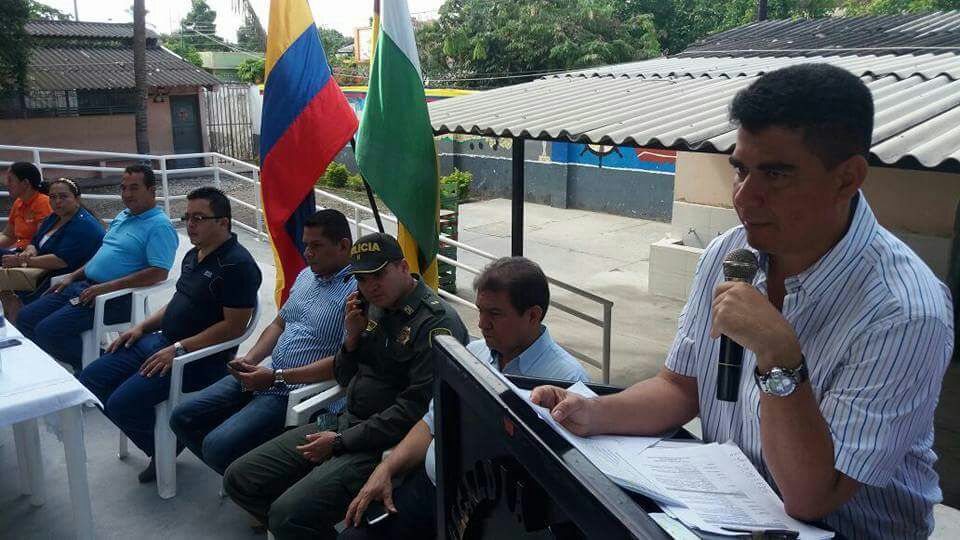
xmin=319 ymin=26 xmax=351 ymax=60
xmin=164 ymin=40 xmax=204 ymax=67
xmin=177 ymin=0 xmax=229 ymax=52
xmin=1 ymin=0 xmax=31 ymax=94
xmin=27 ymin=0 xmax=71 ymax=21
xmin=415 ymin=0 xmax=661 ymax=88
xmin=237 ymin=9 xmax=266 ymax=52
xmin=839 ymin=0 xmax=960 ymax=14
xmin=237 ymin=57 xmax=265 ymax=84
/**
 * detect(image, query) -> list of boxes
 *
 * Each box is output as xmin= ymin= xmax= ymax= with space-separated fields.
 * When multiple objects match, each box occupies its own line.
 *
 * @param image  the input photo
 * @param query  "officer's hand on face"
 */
xmin=531 ymin=385 xmax=597 ymax=437
xmin=296 ymin=431 xmax=337 ymax=462
xmin=344 ymin=462 xmax=397 ymax=528
xmin=343 ymin=291 xmax=368 ymax=351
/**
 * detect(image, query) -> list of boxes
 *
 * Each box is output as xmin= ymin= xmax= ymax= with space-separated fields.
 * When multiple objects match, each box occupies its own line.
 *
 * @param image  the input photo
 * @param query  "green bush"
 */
xmin=441 ymin=168 xmax=472 ymax=202
xmin=322 ymin=162 xmax=349 ymax=188
xmin=346 ymin=174 xmax=365 ymax=191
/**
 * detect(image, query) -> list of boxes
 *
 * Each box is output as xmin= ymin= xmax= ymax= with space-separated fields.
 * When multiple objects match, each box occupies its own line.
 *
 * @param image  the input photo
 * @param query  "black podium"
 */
xmin=433 ymin=335 xmax=669 ymax=539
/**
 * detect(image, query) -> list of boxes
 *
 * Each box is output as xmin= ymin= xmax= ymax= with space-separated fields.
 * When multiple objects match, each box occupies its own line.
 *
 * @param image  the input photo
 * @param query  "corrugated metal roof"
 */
xmin=429 ymin=55 xmax=960 ymax=171
xmin=681 ymin=11 xmax=960 ymax=57
xmin=25 ymin=20 xmax=159 ymax=40
xmin=30 ymin=47 xmax=221 ymax=90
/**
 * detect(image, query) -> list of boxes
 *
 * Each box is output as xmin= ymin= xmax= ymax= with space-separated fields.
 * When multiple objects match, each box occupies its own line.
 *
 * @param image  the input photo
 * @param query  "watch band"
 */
xmin=273 ymin=368 xmax=286 ymax=386
xmin=754 ymin=356 xmax=808 ymax=396
xmin=331 ymin=433 xmax=345 ymax=456
xmin=173 ymin=341 xmax=186 ymax=357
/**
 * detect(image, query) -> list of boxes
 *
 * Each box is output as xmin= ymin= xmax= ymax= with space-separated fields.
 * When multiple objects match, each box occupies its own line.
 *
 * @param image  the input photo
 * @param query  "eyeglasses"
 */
xmin=181 ymin=214 xmax=226 ymax=224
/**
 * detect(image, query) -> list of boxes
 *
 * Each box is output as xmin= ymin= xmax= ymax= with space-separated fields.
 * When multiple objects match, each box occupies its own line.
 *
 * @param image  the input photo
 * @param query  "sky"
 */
xmin=38 ymin=0 xmax=445 ymax=44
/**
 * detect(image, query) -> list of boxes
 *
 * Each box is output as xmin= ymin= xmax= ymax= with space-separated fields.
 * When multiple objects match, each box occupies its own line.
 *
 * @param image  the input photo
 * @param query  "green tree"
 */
xmin=236 ymin=9 xmax=265 ymax=52
xmin=27 ymin=0 xmax=71 ymax=20
xmin=0 ymin=0 xmax=31 ymax=96
xmin=319 ymin=26 xmax=351 ymax=62
xmin=178 ymin=0 xmax=229 ymax=51
xmin=237 ymin=57 xmax=265 ymax=84
xmin=164 ymin=40 xmax=203 ymax=67
xmin=416 ymin=0 xmax=661 ymax=88
xmin=840 ymin=0 xmax=960 ymax=14
xmin=615 ymin=1 xmax=838 ymax=54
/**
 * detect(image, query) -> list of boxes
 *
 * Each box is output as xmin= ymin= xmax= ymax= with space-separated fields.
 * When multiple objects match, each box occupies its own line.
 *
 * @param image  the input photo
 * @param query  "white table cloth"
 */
xmin=1 ymin=322 xmax=100 ymax=540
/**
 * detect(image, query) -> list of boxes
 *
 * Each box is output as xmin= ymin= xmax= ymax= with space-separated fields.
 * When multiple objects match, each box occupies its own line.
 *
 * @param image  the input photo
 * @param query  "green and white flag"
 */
xmin=356 ymin=0 xmax=440 ymax=288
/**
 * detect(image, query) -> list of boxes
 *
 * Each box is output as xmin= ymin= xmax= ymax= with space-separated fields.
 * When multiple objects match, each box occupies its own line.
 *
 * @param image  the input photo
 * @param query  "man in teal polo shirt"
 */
xmin=18 ymin=164 xmax=178 ymax=371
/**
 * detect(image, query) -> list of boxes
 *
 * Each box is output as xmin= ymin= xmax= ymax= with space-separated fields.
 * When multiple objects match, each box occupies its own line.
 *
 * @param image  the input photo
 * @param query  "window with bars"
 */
xmin=0 ymin=89 xmax=139 ymax=118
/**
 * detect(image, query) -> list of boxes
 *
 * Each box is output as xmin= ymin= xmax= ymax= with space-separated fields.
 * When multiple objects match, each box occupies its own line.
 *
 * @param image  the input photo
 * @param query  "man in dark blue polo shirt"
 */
xmin=79 ymin=186 xmax=261 ymax=483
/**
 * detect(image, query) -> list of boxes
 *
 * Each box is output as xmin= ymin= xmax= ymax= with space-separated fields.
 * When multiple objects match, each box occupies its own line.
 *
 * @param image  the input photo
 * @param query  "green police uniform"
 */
xmin=223 ymin=233 xmax=468 ymax=540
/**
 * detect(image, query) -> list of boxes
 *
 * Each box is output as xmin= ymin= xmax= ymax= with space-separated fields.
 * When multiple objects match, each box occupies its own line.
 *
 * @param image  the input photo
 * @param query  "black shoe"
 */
xmin=138 ymin=458 xmax=156 ymax=483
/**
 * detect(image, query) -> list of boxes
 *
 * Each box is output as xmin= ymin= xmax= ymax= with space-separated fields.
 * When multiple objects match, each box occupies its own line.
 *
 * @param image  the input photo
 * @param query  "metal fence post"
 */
xmin=32 ymin=149 xmax=42 ymax=178
xmin=602 ymin=303 xmax=613 ymax=384
xmin=253 ymin=168 xmax=264 ymax=241
xmin=160 ymin=157 xmax=171 ymax=218
xmin=213 ymin=154 xmax=221 ymax=189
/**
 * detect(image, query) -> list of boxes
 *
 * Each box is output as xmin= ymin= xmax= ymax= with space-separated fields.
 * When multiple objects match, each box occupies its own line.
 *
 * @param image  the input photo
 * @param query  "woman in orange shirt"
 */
xmin=1 ymin=162 xmax=53 ymax=254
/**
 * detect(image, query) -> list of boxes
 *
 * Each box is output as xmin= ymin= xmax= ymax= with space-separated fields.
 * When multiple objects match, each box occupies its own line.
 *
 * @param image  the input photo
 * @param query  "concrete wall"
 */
xmin=0 ymin=89 xmax=202 ymax=176
xmin=335 ymin=138 xmax=676 ymax=221
xmin=650 ymin=151 xmax=959 ymax=299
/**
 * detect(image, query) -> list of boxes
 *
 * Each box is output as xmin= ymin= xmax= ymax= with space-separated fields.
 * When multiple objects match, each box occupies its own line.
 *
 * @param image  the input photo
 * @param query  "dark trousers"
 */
xmin=16 ymin=280 xmax=132 ymax=371
xmin=223 ymin=415 xmax=382 ymax=540
xmin=336 ymin=467 xmax=437 ymax=540
xmin=78 ymin=332 xmax=226 ymax=457
xmin=169 ymin=375 xmax=289 ymax=475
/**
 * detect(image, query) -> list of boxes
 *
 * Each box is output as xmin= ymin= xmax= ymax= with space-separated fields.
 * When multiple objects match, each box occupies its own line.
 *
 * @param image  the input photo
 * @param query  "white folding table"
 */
xmin=0 ymin=323 xmax=100 ymax=540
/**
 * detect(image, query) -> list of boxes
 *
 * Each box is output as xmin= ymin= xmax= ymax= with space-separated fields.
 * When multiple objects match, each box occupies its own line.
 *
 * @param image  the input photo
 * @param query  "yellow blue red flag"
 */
xmin=261 ymin=0 xmax=357 ymax=305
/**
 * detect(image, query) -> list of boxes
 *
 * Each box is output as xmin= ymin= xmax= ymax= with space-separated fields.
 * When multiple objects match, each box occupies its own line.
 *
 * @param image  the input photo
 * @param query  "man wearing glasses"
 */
xmin=79 ymin=186 xmax=261 ymax=483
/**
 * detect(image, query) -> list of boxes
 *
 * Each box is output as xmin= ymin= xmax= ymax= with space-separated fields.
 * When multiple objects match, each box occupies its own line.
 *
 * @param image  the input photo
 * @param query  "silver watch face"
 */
xmin=764 ymin=368 xmax=797 ymax=397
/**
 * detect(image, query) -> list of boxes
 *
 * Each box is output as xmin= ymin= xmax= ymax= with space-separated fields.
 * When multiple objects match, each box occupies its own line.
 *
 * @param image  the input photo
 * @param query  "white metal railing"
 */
xmin=0 ymin=144 xmax=615 ymax=382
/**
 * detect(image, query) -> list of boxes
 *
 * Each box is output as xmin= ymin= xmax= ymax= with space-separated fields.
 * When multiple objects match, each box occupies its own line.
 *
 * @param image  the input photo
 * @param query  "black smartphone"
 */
xmin=355 ymin=291 xmax=368 ymax=312
xmin=0 ymin=338 xmax=22 ymax=350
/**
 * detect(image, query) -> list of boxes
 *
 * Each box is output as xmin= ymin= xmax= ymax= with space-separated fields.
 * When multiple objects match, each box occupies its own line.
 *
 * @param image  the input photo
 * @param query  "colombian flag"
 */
xmin=261 ymin=0 xmax=357 ymax=305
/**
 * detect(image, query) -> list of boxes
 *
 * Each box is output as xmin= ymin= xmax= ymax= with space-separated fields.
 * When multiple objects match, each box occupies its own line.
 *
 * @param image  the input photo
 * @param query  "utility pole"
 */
xmin=73 ymin=0 xmax=79 ymax=21
xmin=133 ymin=0 xmax=150 ymax=156
xmin=757 ymin=0 xmax=768 ymax=21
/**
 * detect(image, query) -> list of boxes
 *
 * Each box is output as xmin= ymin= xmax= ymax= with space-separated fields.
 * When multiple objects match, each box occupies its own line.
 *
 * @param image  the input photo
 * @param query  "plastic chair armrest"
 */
xmin=287 ymin=385 xmax=345 ymax=427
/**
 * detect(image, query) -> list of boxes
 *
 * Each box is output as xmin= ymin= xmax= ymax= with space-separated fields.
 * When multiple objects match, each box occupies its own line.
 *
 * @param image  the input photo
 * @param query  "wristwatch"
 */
xmin=273 ymin=368 xmax=286 ymax=386
xmin=754 ymin=356 xmax=808 ymax=397
xmin=173 ymin=341 xmax=187 ymax=357
xmin=331 ymin=433 xmax=345 ymax=456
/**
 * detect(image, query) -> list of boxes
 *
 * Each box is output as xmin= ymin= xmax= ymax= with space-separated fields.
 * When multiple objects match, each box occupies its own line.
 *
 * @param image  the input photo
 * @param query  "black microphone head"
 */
xmin=722 ymin=249 xmax=759 ymax=283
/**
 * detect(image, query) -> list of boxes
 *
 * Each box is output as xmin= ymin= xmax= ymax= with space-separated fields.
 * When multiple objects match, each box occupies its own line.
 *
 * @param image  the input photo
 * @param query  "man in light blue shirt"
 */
xmin=532 ymin=64 xmax=953 ymax=539
xmin=18 ymin=165 xmax=178 ymax=371
xmin=339 ymin=256 xmax=588 ymax=539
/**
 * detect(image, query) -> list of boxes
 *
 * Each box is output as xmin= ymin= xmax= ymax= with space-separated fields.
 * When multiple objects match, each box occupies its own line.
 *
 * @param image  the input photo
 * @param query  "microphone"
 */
xmin=716 ymin=249 xmax=760 ymax=403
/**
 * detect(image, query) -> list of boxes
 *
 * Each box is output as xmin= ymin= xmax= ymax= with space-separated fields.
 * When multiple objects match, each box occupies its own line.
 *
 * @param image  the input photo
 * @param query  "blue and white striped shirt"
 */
xmin=666 ymin=193 xmax=953 ymax=539
xmin=259 ymin=264 xmax=356 ymax=397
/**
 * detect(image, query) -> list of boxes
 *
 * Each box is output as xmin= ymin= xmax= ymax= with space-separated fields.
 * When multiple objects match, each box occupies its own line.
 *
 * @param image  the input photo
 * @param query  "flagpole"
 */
xmin=350 ymin=137 xmax=385 ymax=233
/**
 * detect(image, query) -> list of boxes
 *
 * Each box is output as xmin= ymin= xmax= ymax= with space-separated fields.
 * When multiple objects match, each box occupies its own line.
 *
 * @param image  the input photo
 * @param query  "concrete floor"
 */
xmin=2 ymin=198 xmax=957 ymax=537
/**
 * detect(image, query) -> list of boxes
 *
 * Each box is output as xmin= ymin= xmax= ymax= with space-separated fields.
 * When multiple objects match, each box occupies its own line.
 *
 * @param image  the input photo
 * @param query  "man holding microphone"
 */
xmin=533 ymin=64 xmax=953 ymax=538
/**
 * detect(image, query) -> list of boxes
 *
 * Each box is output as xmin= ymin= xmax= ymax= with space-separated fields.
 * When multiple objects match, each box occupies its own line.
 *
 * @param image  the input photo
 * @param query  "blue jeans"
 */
xmin=78 ymin=332 xmax=227 ymax=457
xmin=16 ymin=280 xmax=132 ymax=371
xmin=170 ymin=375 xmax=288 ymax=475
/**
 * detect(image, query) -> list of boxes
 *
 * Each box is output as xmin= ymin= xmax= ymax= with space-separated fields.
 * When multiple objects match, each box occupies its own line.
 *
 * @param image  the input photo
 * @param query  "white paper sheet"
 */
xmin=639 ymin=443 xmax=833 ymax=540
xmin=511 ymin=381 xmax=676 ymax=504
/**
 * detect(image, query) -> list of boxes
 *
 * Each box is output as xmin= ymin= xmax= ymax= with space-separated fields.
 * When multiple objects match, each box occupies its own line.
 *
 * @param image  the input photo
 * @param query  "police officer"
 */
xmin=223 ymin=232 xmax=468 ymax=540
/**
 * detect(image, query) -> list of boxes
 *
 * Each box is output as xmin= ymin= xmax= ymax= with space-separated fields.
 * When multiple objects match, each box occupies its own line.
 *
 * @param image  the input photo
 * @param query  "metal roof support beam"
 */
xmin=511 ymin=137 xmax=525 ymax=256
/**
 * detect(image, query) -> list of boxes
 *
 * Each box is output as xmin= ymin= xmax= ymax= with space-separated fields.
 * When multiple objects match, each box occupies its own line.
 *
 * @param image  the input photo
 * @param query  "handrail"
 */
xmin=0 ymin=143 xmax=616 ymax=382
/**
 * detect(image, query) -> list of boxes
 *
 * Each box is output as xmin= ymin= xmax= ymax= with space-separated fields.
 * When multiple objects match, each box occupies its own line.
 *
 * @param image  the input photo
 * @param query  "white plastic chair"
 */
xmin=48 ymin=275 xmax=176 ymax=371
xmin=285 ymin=381 xmax=343 ymax=427
xmin=153 ymin=303 xmax=261 ymax=499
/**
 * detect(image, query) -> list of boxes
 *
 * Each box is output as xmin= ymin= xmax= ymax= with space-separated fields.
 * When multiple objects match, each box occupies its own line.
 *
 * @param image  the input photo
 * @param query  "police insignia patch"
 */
xmin=403 ymin=305 xmax=414 ymax=315
xmin=397 ymin=326 xmax=412 ymax=346
xmin=429 ymin=327 xmax=452 ymax=346
xmin=365 ymin=320 xmax=378 ymax=333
